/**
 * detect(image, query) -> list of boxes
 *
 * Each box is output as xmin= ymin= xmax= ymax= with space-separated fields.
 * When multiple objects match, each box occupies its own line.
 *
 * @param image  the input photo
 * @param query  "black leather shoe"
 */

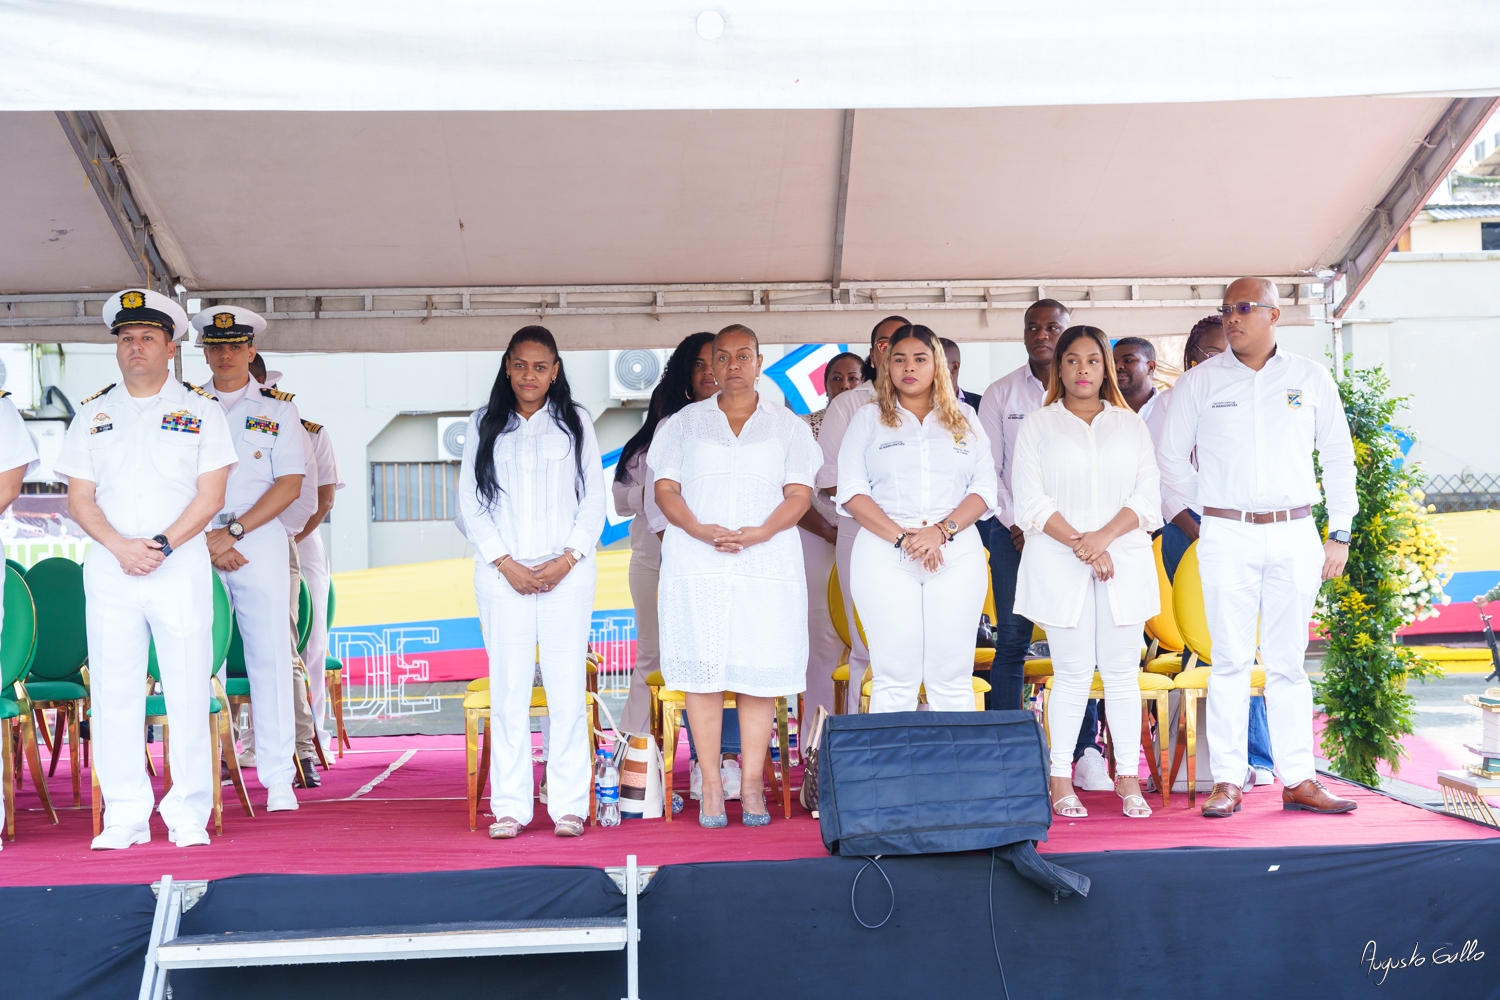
xmin=295 ymin=758 xmax=322 ymax=788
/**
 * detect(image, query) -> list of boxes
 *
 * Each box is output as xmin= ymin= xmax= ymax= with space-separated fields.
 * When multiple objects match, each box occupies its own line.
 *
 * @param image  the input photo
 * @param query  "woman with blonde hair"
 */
xmin=836 ymin=324 xmax=997 ymax=713
xmin=1010 ymin=325 xmax=1161 ymax=819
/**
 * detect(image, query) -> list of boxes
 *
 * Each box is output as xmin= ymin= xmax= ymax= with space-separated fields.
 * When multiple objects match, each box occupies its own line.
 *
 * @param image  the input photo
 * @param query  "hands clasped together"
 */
xmin=496 ymin=552 xmax=580 ymax=595
xmin=688 ymin=521 xmax=775 ymax=554
xmin=897 ymin=525 xmax=949 ymax=572
xmin=1067 ymin=528 xmax=1116 ymax=582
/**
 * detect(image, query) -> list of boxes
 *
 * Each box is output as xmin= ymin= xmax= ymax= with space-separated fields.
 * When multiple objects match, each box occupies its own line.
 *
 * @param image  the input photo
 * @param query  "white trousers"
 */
xmin=1044 ymin=579 xmax=1143 ymax=779
xmin=475 ymin=555 xmax=596 ymax=825
xmin=297 ymin=531 xmax=333 ymax=748
xmin=216 ymin=521 xmax=297 ymax=788
xmin=85 ymin=541 xmax=214 ymax=833
xmin=834 ymin=515 xmax=870 ymax=689
xmin=1198 ymin=516 xmax=1323 ymax=786
xmin=618 ymin=556 xmax=659 ymax=735
xmin=799 ymin=526 xmax=842 ymax=716
xmin=850 ymin=526 xmax=987 ymax=713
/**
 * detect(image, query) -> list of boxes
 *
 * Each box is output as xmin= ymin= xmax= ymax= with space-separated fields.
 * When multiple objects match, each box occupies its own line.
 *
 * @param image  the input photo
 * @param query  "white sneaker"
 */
xmin=721 ymin=759 xmax=742 ymax=801
xmin=689 ymin=760 xmax=703 ymax=800
xmin=1254 ymin=767 xmax=1276 ymax=787
xmin=1243 ymin=767 xmax=1257 ymax=791
xmin=169 ymin=826 xmax=211 ymax=848
xmin=1073 ymin=747 xmax=1113 ymax=792
xmin=91 ymin=826 xmax=151 ymax=850
xmin=266 ymin=783 xmax=299 ymax=812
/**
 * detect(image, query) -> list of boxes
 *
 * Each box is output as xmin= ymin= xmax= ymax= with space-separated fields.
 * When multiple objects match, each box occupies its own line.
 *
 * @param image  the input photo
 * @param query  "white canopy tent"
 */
xmin=2 ymin=1 xmax=1498 ymax=352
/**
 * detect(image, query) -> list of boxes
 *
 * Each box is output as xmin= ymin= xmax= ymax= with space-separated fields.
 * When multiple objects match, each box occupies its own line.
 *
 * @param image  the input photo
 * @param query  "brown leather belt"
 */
xmin=1203 ymin=505 xmax=1312 ymax=525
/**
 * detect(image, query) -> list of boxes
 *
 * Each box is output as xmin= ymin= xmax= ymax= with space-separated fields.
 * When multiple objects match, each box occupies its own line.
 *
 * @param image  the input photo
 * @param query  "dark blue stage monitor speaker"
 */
xmin=817 ymin=710 xmax=1089 ymax=897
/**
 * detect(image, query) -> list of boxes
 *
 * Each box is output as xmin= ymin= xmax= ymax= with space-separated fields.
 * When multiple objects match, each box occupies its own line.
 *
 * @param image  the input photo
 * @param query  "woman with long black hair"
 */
xmin=611 ymin=332 xmax=716 ymax=735
xmin=459 ymin=326 xmax=605 ymax=839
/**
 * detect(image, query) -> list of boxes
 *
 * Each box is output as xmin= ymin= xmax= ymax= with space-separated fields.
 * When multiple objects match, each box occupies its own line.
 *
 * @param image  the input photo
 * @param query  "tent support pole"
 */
xmin=830 ymin=109 xmax=856 ymax=293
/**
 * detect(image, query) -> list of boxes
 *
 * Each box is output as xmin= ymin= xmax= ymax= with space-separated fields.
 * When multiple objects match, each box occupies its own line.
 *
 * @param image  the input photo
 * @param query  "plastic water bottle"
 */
xmin=597 ymin=750 xmax=621 ymax=827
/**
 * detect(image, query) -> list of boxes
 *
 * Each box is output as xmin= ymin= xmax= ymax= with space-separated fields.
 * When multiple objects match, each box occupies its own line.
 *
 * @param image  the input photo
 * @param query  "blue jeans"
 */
xmin=1162 ymin=510 xmax=1274 ymax=772
xmin=986 ymin=532 xmax=1031 ymax=711
xmin=683 ymin=708 xmax=741 ymax=761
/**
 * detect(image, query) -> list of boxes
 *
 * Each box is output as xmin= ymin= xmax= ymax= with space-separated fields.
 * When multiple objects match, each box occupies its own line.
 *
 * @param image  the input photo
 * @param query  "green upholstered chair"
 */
xmin=324 ymin=579 xmax=350 ymax=757
xmin=20 ymin=558 xmax=90 ymax=805
xmin=5 ymin=558 xmax=26 ymax=577
xmin=93 ymin=572 xmax=252 ymax=836
xmin=2 ymin=564 xmax=58 ymax=839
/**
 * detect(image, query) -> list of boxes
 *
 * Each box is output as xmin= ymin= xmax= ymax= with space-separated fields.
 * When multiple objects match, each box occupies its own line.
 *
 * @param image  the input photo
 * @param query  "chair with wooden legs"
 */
xmin=657 ymin=688 xmax=792 ymax=821
xmin=21 ymin=558 xmax=90 ymax=807
xmin=323 ymin=581 xmax=351 ymax=758
xmin=1038 ymin=665 xmax=1173 ymax=807
xmin=828 ymin=565 xmax=853 ymax=715
xmin=222 ymin=579 xmax=321 ymax=784
xmin=1143 ymin=534 xmax=1188 ymax=678
xmin=466 ymin=651 xmax=601 ymax=831
xmin=92 ymin=573 xmax=252 ymax=836
xmin=1169 ymin=541 xmax=1265 ymax=807
xmin=3 ymin=564 xmax=59 ymax=840
xmin=291 ymin=579 xmax=331 ymax=781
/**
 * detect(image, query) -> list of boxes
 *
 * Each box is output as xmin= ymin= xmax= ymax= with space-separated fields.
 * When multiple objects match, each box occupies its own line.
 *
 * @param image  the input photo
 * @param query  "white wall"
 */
xmin=1410 ymin=218 xmax=1483 ymax=253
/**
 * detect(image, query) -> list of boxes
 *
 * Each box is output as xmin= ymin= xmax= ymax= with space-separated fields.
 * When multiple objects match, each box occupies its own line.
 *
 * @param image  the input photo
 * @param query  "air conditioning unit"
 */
xmin=436 ymin=417 xmax=468 ymax=461
xmin=608 ymin=349 xmax=670 ymax=401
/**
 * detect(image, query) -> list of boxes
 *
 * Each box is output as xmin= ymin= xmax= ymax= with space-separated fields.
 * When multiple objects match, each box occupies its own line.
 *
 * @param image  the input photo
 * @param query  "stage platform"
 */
xmin=5 ymin=733 xmax=1500 ymax=999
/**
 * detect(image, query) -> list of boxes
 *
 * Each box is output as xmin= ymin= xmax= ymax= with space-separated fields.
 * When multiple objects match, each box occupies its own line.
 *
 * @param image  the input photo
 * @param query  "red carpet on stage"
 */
xmin=1 ymin=733 xmax=1494 ymax=888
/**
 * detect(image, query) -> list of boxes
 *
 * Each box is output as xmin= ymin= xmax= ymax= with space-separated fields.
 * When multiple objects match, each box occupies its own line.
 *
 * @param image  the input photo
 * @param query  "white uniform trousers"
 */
xmin=297 ymin=531 xmax=333 ymax=748
xmin=1198 ymin=516 xmax=1323 ymax=786
xmin=618 ymin=556 xmax=659 ymax=735
xmin=1044 ymin=578 xmax=1143 ymax=779
xmin=798 ymin=526 xmax=842 ymax=716
xmin=84 ymin=541 xmax=214 ymax=834
xmin=217 ymin=522 xmax=297 ymax=788
xmin=476 ymin=555 xmax=597 ymax=825
xmin=236 ymin=536 xmax=317 ymax=761
xmin=850 ymin=526 xmax=987 ymax=713
xmin=834 ymin=515 xmax=871 ymax=695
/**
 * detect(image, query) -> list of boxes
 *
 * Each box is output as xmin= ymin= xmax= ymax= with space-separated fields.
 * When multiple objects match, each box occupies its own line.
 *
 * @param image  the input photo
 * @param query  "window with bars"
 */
xmin=370 ymin=462 xmax=461 ymax=521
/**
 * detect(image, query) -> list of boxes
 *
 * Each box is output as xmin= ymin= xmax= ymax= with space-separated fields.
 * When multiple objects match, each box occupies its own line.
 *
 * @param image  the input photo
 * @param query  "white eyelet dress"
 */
xmin=647 ymin=394 xmax=821 ymax=697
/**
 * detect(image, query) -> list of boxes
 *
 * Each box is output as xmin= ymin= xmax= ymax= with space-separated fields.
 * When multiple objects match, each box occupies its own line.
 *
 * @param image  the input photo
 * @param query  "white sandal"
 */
xmin=1116 ymin=781 xmax=1152 ymax=819
xmin=1052 ymin=794 xmax=1088 ymax=819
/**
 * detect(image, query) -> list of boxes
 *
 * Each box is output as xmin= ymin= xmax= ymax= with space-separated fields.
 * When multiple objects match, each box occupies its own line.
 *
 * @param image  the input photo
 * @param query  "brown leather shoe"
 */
xmin=1282 ymin=778 xmax=1357 ymax=814
xmin=1202 ymin=782 xmax=1243 ymax=818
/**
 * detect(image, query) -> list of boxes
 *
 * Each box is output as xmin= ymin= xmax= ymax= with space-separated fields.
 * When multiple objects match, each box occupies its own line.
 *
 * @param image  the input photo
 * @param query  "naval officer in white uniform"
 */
xmin=53 ymin=288 xmax=237 ymax=849
xmin=1159 ymin=277 xmax=1359 ymax=818
xmin=0 ymin=385 xmax=41 ymax=848
xmin=191 ymin=305 xmax=307 ymax=813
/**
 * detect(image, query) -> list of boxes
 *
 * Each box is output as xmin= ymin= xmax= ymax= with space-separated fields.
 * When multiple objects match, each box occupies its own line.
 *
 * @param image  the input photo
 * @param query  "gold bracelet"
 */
xmin=496 ymin=555 xmax=511 ymax=568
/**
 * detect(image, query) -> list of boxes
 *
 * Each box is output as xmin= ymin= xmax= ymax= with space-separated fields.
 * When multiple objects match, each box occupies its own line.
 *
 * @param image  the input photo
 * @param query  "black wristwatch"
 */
xmin=152 ymin=534 xmax=173 ymax=557
xmin=226 ymin=519 xmax=245 ymax=539
xmin=894 ymin=531 xmax=910 ymax=549
xmin=1328 ymin=530 xmax=1351 ymax=545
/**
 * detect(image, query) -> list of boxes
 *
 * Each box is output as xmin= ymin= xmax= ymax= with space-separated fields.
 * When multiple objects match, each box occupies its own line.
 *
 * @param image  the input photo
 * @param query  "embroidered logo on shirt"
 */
xmin=1211 ymin=401 xmax=1238 ymax=408
xmin=93 ymin=411 xmax=110 ymax=423
xmin=161 ymin=410 xmax=202 ymax=434
xmin=1286 ymin=389 xmax=1303 ymax=409
xmin=89 ymin=423 xmax=114 ymax=435
xmin=1007 ymin=413 xmax=1026 ymax=420
xmin=245 ymin=415 xmax=279 ymax=435
xmin=878 ymin=441 xmax=905 ymax=450
xmin=952 ymin=433 xmax=968 ymax=447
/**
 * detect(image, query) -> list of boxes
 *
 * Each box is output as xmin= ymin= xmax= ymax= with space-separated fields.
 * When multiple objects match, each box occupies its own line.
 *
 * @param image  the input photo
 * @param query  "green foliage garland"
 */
xmin=1313 ymin=364 xmax=1450 ymax=785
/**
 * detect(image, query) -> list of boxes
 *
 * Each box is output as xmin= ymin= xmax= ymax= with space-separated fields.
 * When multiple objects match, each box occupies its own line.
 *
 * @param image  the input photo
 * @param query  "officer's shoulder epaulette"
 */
xmin=0 ymin=389 xmax=9 ymax=398
xmin=261 ymin=386 xmax=294 ymax=402
xmin=184 ymin=381 xmax=219 ymax=401
xmin=301 ymin=418 xmax=323 ymax=434
xmin=80 ymin=384 xmax=116 ymax=404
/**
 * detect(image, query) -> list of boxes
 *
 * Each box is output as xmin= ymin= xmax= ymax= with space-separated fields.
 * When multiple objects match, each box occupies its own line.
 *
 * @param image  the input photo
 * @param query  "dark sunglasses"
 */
xmin=1217 ymin=301 xmax=1276 ymax=316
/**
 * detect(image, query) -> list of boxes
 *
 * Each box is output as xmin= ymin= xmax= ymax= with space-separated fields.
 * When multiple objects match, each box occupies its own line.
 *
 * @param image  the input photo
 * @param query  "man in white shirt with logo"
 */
xmin=976 ymin=299 xmax=1069 ymax=713
xmin=190 ymin=306 xmax=307 ymax=814
xmin=53 ymin=288 xmax=237 ymax=850
xmin=0 ymin=386 xmax=40 ymax=848
xmin=1160 ymin=277 xmax=1358 ymax=818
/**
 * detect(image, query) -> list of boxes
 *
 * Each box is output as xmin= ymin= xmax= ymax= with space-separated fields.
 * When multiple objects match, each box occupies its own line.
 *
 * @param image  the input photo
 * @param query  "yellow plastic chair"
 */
xmin=828 ymin=564 xmax=854 ymax=714
xmin=658 ymin=688 xmax=792 ymax=821
xmin=1040 ymin=668 xmax=1174 ymax=807
xmin=1170 ymin=541 xmax=1265 ymax=807
xmin=465 ymin=651 xmax=602 ymax=831
xmin=1143 ymin=534 xmax=1187 ymax=676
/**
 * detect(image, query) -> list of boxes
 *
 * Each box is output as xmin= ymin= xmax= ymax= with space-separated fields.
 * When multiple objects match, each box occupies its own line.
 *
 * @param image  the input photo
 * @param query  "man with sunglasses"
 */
xmin=1159 ymin=277 xmax=1358 ymax=818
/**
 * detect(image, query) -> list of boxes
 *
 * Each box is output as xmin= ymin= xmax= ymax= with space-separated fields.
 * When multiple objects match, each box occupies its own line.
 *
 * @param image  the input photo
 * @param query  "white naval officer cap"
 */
xmin=190 ymin=304 xmax=267 ymax=346
xmin=102 ymin=288 xmax=190 ymax=342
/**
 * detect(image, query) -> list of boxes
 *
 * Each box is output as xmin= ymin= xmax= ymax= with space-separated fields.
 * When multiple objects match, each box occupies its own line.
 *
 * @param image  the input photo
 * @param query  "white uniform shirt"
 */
xmin=977 ymin=363 xmax=1048 ymax=528
xmin=52 ymin=380 xmax=237 ymax=548
xmin=1138 ymin=386 xmax=1187 ymax=523
xmin=1159 ymin=347 xmax=1358 ymax=533
xmin=216 ymin=380 xmax=306 ymax=519
xmin=309 ymin=421 xmax=344 ymax=490
xmin=279 ymin=420 xmax=344 ymax=536
xmin=1010 ymin=400 xmax=1162 ymax=628
xmin=814 ymin=384 xmax=876 ymax=492
xmin=835 ymin=400 xmax=998 ymax=527
xmin=613 ymin=448 xmax=662 ymax=569
xmin=458 ymin=403 xmax=606 ymax=566
xmin=800 ymin=408 xmax=838 ymax=526
xmin=0 ymin=393 xmax=40 ymax=478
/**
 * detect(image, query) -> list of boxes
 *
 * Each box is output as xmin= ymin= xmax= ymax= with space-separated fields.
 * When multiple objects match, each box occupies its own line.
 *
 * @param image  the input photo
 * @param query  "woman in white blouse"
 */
xmin=610 ymin=332 xmax=716 ymax=735
xmin=459 ymin=326 xmax=606 ymax=840
xmin=1011 ymin=325 xmax=1162 ymax=820
xmin=649 ymin=324 xmax=819 ymax=828
xmin=837 ymin=324 xmax=998 ymax=713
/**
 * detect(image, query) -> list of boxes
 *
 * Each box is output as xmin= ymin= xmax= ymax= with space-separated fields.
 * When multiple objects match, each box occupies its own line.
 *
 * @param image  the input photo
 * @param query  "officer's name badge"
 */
xmin=89 ymin=423 xmax=113 ymax=435
xmin=162 ymin=410 xmax=202 ymax=434
xmin=245 ymin=416 xmax=279 ymax=436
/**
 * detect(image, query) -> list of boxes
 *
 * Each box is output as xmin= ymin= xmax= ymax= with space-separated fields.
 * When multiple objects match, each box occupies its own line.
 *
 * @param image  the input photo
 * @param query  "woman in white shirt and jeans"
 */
xmin=837 ymin=324 xmax=998 ymax=713
xmin=1011 ymin=325 xmax=1162 ymax=819
xmin=459 ymin=326 xmax=605 ymax=840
